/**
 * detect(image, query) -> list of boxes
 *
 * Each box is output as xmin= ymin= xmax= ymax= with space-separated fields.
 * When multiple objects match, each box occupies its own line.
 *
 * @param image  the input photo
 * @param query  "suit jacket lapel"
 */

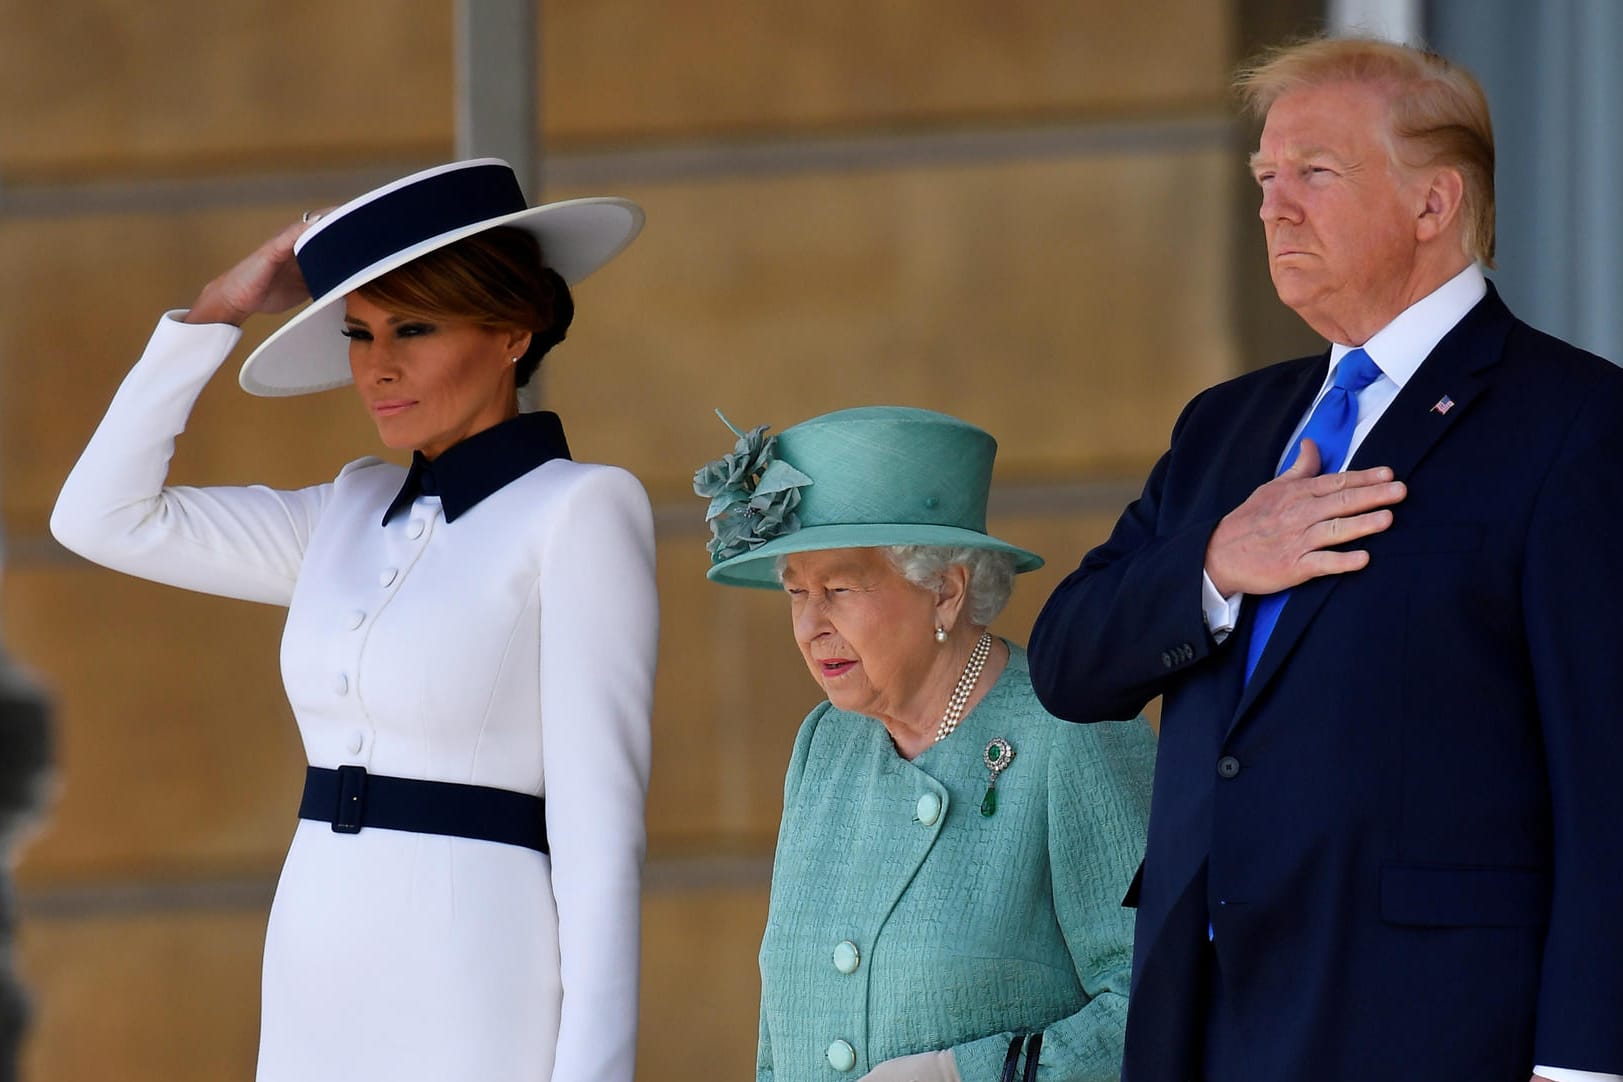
xmin=1229 ymin=287 xmax=1514 ymax=729
xmin=1347 ymin=288 xmax=1511 ymax=476
xmin=1236 ymin=356 xmax=1330 ymax=492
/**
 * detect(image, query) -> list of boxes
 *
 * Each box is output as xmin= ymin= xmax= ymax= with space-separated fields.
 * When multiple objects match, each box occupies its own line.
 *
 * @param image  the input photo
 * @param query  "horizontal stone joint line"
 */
xmin=0 ymin=114 xmax=1234 ymax=218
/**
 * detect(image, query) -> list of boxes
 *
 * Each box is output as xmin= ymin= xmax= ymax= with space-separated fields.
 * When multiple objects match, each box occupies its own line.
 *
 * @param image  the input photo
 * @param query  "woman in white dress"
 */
xmin=50 ymin=160 xmax=657 ymax=1082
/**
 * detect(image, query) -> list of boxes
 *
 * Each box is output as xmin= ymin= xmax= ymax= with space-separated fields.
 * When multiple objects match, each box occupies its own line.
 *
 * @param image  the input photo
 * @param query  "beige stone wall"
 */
xmin=0 ymin=2 xmax=1246 ymax=1079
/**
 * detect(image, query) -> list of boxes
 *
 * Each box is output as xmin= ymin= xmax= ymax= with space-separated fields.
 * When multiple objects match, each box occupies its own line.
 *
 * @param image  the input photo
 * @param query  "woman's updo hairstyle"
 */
xmin=355 ymin=226 xmax=574 ymax=388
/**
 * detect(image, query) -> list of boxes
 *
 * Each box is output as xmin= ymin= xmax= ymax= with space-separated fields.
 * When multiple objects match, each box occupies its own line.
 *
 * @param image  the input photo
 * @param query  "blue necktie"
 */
xmin=1243 ymin=348 xmax=1384 ymax=683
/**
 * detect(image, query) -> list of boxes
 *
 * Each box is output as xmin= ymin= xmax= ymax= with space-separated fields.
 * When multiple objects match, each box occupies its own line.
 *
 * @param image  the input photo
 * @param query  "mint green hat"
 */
xmin=695 ymin=406 xmax=1044 ymax=590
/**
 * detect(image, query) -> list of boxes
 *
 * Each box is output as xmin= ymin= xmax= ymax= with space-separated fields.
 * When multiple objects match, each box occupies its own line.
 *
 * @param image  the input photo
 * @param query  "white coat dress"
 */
xmin=50 ymin=314 xmax=657 ymax=1082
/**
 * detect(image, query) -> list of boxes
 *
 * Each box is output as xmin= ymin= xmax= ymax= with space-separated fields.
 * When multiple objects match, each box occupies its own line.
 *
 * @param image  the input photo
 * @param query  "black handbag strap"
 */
xmin=999 ymin=1036 xmax=1023 ymax=1082
xmin=999 ymin=1031 xmax=1045 ymax=1082
xmin=1021 ymin=1032 xmax=1044 ymax=1082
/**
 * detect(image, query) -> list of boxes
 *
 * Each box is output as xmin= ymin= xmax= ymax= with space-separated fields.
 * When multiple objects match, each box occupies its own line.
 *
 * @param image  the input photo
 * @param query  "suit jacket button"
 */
xmin=826 ymin=1039 xmax=857 ymax=1072
xmin=915 ymin=793 xmax=942 ymax=826
xmin=832 ymin=940 xmax=860 ymax=974
xmin=1161 ymin=650 xmax=1174 ymax=669
xmin=1216 ymin=755 xmax=1241 ymax=779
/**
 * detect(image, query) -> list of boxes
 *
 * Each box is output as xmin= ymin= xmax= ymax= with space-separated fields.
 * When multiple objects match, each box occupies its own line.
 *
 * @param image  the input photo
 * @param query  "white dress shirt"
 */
xmin=1199 ymin=266 xmax=1618 ymax=1082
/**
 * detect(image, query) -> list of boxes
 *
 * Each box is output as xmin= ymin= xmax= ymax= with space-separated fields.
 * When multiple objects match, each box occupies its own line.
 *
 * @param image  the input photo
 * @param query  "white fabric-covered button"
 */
xmin=379 ymin=567 xmax=398 ymax=587
xmin=334 ymin=673 xmax=349 ymax=696
xmin=825 ymin=1039 xmax=856 ymax=1073
xmin=347 ymin=609 xmax=366 ymax=630
xmin=407 ymin=519 xmax=425 ymax=539
xmin=832 ymin=940 xmax=860 ymax=974
xmin=916 ymin=792 xmax=942 ymax=826
xmin=346 ymin=731 xmax=365 ymax=755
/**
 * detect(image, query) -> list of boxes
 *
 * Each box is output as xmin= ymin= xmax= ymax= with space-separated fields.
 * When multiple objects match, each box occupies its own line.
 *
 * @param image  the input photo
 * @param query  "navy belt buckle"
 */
xmin=333 ymin=764 xmax=368 ymax=834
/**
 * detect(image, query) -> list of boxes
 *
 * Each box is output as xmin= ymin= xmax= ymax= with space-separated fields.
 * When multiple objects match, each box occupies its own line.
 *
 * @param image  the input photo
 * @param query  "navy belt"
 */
xmin=298 ymin=765 xmax=548 ymax=853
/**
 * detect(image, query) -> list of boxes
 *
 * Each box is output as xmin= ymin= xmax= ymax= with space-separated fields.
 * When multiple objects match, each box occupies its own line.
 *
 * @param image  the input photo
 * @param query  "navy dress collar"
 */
xmin=381 ymin=411 xmax=572 ymax=525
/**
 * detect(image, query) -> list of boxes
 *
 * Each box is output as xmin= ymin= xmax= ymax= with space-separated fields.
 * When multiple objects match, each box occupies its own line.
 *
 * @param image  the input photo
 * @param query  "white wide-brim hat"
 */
xmin=238 ymin=158 xmax=644 ymax=397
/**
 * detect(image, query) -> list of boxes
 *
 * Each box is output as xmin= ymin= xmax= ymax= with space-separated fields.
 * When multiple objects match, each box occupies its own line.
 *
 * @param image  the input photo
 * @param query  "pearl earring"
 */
xmin=934 ymin=625 xmax=948 ymax=644
xmin=509 ymin=357 xmax=520 ymax=365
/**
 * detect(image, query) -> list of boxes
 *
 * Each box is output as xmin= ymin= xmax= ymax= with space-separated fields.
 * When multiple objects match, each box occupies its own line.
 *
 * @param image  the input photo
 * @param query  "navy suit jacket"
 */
xmin=1028 ymin=287 xmax=1623 ymax=1082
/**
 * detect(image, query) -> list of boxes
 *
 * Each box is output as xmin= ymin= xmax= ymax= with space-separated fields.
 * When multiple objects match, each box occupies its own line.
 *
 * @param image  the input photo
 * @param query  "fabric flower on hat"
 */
xmin=694 ymin=415 xmax=813 ymax=562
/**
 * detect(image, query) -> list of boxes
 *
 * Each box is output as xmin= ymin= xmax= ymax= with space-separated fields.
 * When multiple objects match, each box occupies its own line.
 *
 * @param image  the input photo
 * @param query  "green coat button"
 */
xmin=832 ymin=940 xmax=860 ymax=974
xmin=826 ymin=1039 xmax=857 ymax=1072
xmin=916 ymin=793 xmax=942 ymax=826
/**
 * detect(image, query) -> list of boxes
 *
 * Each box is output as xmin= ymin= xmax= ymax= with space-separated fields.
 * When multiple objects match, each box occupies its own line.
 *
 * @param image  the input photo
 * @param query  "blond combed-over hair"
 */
xmin=1235 ymin=37 xmax=1496 ymax=267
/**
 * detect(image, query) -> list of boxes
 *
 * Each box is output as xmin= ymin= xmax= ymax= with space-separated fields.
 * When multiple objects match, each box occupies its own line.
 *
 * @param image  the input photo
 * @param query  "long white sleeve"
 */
xmin=50 ymin=313 xmax=331 ymax=606
xmin=536 ymin=465 xmax=657 ymax=1082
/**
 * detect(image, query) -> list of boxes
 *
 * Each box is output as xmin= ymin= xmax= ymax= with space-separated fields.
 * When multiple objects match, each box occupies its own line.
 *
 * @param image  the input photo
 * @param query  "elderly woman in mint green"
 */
xmin=695 ymin=407 xmax=1153 ymax=1082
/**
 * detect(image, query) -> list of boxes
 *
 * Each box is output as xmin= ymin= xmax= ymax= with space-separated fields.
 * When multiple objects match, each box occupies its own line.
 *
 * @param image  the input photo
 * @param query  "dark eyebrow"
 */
xmin=343 ymin=312 xmax=416 ymax=327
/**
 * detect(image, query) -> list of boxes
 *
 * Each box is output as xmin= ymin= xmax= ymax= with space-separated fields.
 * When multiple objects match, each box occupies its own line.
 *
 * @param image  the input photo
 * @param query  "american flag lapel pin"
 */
xmin=1430 ymin=394 xmax=1455 ymax=415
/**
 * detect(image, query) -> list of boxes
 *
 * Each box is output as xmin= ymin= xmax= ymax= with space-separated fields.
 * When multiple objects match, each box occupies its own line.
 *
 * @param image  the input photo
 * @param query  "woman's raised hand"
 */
xmin=183 ymin=215 xmax=322 ymax=327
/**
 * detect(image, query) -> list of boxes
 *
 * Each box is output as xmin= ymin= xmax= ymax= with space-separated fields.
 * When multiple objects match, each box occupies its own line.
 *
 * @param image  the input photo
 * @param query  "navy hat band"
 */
xmin=296 ymin=163 xmax=528 ymax=299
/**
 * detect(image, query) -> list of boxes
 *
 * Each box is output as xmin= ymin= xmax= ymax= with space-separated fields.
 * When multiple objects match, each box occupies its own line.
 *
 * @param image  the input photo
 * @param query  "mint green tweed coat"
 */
xmin=757 ymin=645 xmax=1154 ymax=1082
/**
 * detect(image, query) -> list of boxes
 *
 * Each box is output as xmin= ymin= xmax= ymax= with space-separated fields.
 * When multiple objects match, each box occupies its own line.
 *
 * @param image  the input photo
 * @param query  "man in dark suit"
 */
xmin=1027 ymin=37 xmax=1623 ymax=1082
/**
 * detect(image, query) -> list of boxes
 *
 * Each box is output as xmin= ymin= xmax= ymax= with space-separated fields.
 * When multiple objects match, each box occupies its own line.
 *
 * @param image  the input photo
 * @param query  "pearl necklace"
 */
xmin=934 ymin=631 xmax=993 ymax=744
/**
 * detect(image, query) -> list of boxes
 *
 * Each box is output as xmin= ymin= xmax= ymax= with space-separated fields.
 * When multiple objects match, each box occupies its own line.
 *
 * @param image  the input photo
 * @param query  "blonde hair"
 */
xmin=1236 ymin=37 xmax=1496 ymax=267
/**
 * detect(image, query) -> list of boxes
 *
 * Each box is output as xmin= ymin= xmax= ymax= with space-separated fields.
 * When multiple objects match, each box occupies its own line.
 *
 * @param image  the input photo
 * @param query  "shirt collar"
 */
xmin=1327 ymin=262 xmax=1488 ymax=390
xmin=381 ymin=411 xmax=572 ymax=526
